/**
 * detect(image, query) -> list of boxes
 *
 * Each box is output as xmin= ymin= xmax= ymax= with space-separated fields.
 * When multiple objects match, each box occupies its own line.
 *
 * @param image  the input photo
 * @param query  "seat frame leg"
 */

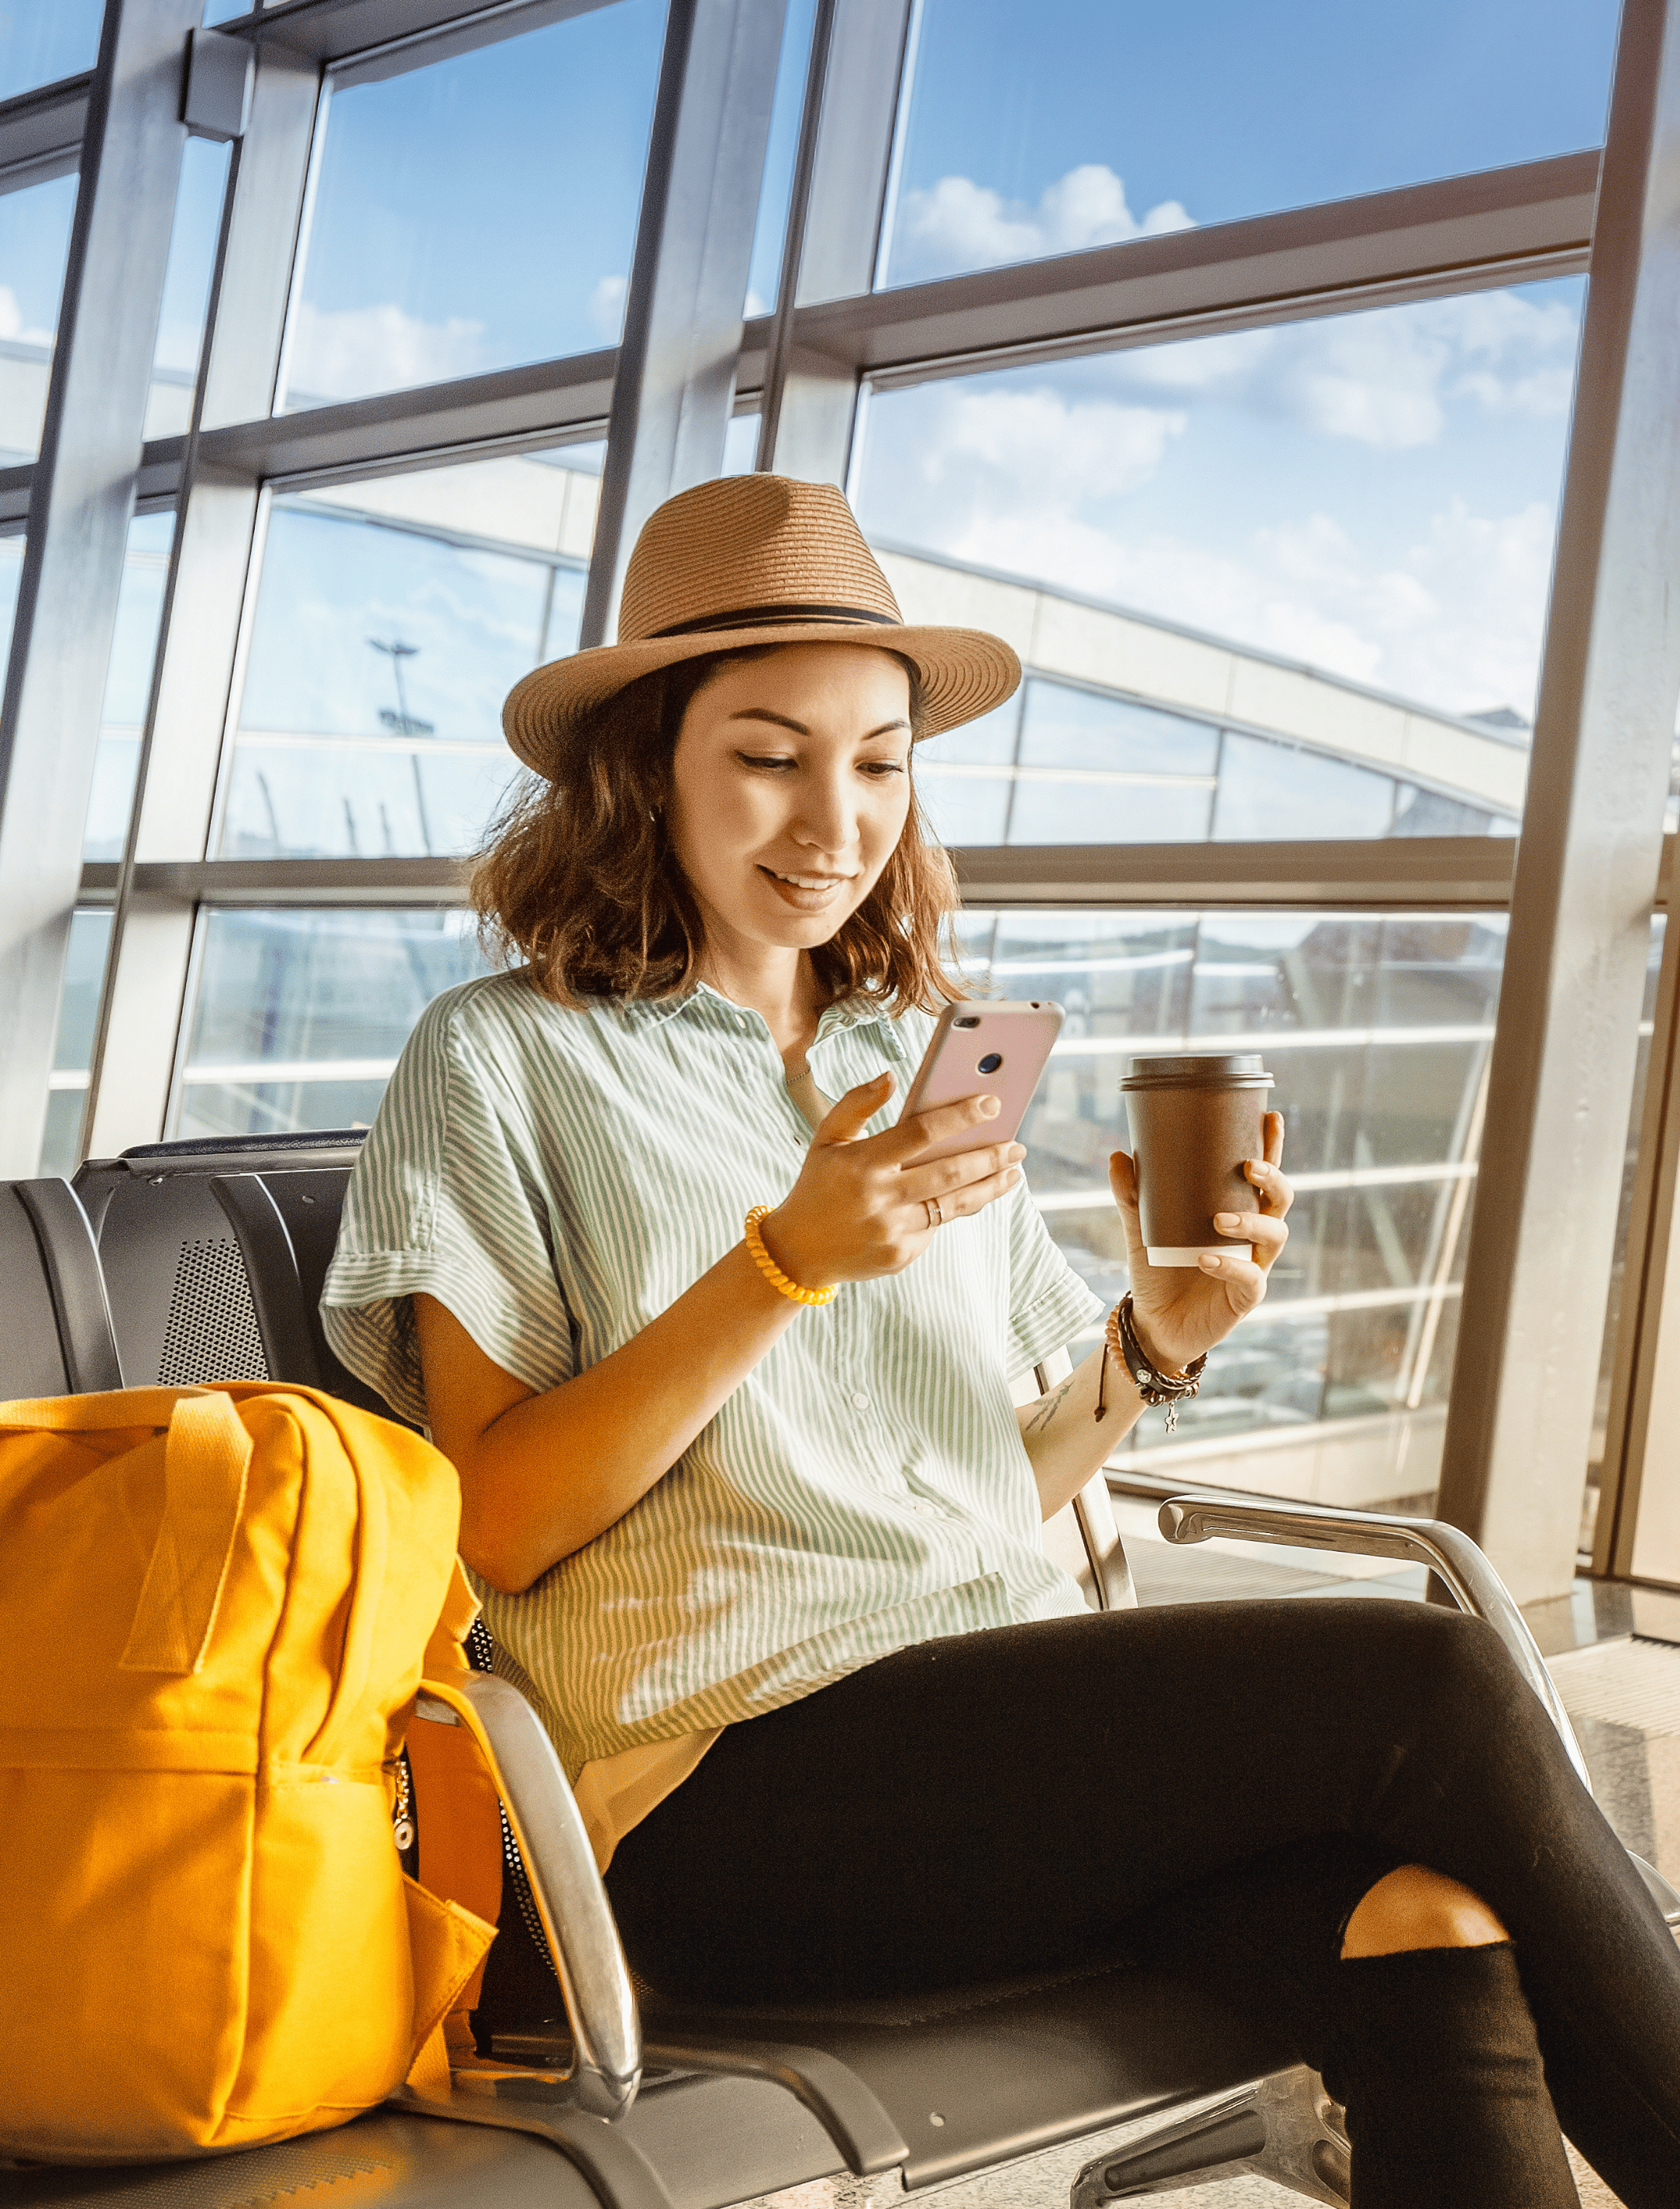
xmin=1070 ymin=2064 xmax=1349 ymax=2205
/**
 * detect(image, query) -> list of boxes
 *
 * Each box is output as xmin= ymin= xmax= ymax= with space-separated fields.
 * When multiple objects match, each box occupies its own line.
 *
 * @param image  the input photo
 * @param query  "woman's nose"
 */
xmin=790 ymin=774 xmax=859 ymax=855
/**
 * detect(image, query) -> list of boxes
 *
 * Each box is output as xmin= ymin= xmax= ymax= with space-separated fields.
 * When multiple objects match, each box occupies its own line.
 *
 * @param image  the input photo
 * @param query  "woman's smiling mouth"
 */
xmin=758 ymin=864 xmax=857 ymax=905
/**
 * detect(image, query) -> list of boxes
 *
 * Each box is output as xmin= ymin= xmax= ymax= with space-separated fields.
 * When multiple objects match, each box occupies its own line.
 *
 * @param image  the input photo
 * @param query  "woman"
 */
xmin=323 ymin=475 xmax=1680 ymax=2206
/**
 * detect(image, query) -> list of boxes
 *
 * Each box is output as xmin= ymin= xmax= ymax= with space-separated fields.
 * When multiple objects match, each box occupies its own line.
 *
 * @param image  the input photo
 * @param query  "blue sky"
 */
xmin=284 ymin=0 xmax=667 ymax=405
xmin=0 ymin=172 xmax=76 ymax=343
xmin=884 ymin=0 xmax=1622 ymax=285
xmin=284 ymin=0 xmax=822 ymax=405
xmin=1 ymin=2 xmax=1612 ymax=734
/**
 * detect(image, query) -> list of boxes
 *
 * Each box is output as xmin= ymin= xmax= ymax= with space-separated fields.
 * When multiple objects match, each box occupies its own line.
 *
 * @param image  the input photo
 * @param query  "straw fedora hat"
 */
xmin=502 ymin=474 xmax=1021 ymax=777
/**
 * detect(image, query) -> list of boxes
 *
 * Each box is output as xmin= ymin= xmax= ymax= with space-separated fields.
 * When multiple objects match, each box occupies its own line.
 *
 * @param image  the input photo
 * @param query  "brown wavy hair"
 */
xmin=472 ymin=646 xmax=972 ymax=1015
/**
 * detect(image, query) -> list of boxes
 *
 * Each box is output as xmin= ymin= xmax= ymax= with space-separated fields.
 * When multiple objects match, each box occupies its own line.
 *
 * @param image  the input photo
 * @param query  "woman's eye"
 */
xmin=736 ymin=754 xmax=904 ymax=776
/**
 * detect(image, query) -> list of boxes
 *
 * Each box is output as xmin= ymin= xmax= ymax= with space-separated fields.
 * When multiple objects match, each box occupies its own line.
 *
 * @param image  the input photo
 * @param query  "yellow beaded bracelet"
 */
xmin=744 ymin=1205 xmax=836 ymax=1307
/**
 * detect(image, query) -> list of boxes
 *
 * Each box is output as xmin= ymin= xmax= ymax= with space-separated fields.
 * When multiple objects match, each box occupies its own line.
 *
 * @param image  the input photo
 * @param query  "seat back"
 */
xmin=73 ymin=1132 xmax=393 ymax=1416
xmin=0 ymin=1179 xmax=123 ymax=1398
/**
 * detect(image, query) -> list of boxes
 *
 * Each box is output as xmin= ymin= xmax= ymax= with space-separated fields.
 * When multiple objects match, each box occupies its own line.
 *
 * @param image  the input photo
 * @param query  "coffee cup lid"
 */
xmin=1120 ymin=1052 xmax=1273 ymax=1091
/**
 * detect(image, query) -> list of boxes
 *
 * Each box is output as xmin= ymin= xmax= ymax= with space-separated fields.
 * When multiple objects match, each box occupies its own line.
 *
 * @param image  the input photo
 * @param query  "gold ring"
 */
xmin=925 ymin=1195 xmax=943 ymax=1229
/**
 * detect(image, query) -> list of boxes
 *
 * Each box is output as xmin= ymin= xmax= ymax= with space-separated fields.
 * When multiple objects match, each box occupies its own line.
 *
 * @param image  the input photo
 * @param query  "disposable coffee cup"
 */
xmin=1119 ymin=1053 xmax=1275 ymax=1268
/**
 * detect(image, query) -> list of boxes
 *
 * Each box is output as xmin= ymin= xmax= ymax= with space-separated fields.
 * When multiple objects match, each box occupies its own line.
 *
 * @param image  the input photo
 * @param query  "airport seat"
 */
xmin=5 ymin=1142 xmax=1674 ymax=2207
xmin=70 ymin=1129 xmax=397 ymax=1420
xmin=0 ymin=1177 xmax=122 ymax=1397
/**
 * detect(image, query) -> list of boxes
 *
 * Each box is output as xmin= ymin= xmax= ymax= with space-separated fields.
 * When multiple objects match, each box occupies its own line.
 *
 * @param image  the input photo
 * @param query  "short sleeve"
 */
xmin=1002 ymin=1179 xmax=1107 ymax=1378
xmin=319 ymin=987 xmax=576 ymax=1425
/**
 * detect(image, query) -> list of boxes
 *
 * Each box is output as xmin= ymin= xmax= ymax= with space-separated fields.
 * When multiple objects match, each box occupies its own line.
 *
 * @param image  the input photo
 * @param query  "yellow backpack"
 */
xmin=0 ymin=1384 xmax=497 ymax=2162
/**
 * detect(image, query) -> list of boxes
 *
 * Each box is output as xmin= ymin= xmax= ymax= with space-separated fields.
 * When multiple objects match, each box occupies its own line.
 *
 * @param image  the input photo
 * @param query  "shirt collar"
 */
xmin=615 ymin=980 xmax=894 ymax=1041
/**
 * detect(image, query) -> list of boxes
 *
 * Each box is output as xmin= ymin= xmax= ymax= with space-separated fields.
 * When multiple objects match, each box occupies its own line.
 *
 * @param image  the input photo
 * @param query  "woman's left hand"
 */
xmin=1107 ymin=1111 xmax=1292 ymax=1376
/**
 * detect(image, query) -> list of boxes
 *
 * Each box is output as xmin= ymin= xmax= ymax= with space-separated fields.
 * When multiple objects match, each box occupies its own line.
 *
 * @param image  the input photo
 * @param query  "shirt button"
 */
xmin=850 ymin=1391 xmax=869 ymax=1409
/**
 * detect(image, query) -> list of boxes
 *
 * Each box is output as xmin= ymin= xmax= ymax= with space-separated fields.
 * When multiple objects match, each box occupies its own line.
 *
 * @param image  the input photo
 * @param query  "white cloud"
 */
xmin=284 ymin=301 xmax=488 ymax=404
xmin=927 ymin=386 xmax=1185 ymax=505
xmin=872 ymin=376 xmax=1557 ymax=719
xmin=0 ymin=285 xmax=54 ymax=349
xmin=588 ymin=274 xmax=628 ymax=343
xmin=891 ymin=163 xmax=1192 ymax=284
xmin=1109 ymin=289 xmax=1579 ymax=450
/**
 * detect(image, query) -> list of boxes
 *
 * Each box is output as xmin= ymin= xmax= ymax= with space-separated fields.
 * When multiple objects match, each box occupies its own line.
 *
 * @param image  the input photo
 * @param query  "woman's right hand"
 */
xmin=761 ymin=1071 xmax=1026 ymax=1290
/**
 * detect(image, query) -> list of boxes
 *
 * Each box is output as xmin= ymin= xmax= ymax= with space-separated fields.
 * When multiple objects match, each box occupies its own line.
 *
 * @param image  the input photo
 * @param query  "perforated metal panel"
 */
xmin=156 ymin=1238 xmax=269 ymax=1386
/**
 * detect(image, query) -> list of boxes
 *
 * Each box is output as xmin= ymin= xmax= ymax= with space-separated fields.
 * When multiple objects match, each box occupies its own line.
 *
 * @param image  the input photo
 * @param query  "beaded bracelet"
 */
xmin=744 ymin=1205 xmax=836 ymax=1307
xmin=1095 ymin=1294 xmax=1206 ymax=1432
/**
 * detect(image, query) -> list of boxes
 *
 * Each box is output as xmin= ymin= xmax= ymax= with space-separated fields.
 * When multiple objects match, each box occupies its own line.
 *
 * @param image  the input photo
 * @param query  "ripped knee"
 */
xmin=1341 ymin=1863 xmax=1509 ymax=1959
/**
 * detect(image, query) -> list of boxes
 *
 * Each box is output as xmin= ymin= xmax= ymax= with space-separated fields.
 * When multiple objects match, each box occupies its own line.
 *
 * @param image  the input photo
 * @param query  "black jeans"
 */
xmin=603 ymin=1601 xmax=1680 ymax=2205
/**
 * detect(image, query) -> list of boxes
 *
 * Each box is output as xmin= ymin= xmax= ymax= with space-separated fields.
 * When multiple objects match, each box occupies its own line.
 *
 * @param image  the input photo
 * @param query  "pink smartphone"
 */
xmin=896 ymin=1000 xmax=1065 ymax=1160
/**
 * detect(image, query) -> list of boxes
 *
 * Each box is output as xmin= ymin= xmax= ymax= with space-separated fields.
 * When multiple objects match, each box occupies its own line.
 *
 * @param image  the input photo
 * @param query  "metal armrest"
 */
xmin=1159 ymin=1494 xmax=1591 ymax=1787
xmin=1034 ymin=1348 xmax=1139 ymax=1613
xmin=414 ymin=1671 xmax=642 ymax=2121
xmin=1073 ymin=1473 xmax=1138 ymax=1612
xmin=1159 ymin=1493 xmax=1680 ymax=1925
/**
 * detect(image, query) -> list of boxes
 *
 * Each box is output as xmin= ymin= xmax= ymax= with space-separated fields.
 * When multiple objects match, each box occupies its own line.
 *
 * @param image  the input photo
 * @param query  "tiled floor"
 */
xmin=737 ymin=1510 xmax=1680 ymax=2208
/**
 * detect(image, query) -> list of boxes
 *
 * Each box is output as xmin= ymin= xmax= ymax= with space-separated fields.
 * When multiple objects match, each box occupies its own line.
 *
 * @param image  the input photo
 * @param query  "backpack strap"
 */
xmin=0 ymin=1388 xmax=253 ymax=1677
xmin=119 ymin=1392 xmax=253 ymax=1675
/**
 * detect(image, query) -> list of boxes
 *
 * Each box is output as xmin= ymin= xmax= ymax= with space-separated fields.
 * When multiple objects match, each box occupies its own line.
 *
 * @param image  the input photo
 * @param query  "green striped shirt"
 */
xmin=320 ymin=972 xmax=1105 ymax=1778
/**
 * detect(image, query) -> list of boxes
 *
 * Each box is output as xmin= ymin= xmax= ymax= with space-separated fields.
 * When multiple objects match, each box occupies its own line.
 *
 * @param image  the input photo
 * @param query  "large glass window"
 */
xmin=858 ymin=283 xmax=1581 ymax=842
xmin=880 ymin=0 xmax=1620 ymax=290
xmin=0 ymin=523 xmax=22 ymax=674
xmin=952 ymin=905 xmax=1505 ymax=1509
xmin=145 ymin=136 xmax=230 ymax=440
xmin=84 ymin=512 xmax=175 ymax=861
xmin=0 ymin=167 xmax=78 ymax=463
xmin=174 ymin=889 xmax=1507 ymax=1514
xmin=1584 ymin=915 xmax=1669 ymax=1553
xmin=0 ymin=5 xmax=103 ymax=102
xmin=744 ymin=0 xmax=818 ymax=316
xmin=279 ymin=2 xmax=666 ymax=412
xmin=38 ymin=908 xmax=112 ymax=1178
xmin=176 ymin=908 xmax=491 ymax=1140
xmin=216 ymin=443 xmax=602 ymax=861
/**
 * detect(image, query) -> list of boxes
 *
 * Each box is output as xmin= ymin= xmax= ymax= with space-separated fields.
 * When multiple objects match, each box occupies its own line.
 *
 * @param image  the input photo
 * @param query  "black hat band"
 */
xmin=647 ymin=601 xmax=897 ymax=640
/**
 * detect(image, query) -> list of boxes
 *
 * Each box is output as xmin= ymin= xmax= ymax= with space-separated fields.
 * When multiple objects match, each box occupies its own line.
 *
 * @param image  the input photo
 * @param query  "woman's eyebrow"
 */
xmin=728 ymin=708 xmax=911 ymax=740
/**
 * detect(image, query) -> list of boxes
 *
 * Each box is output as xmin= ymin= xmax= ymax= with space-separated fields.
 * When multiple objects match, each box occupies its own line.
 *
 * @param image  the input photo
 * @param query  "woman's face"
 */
xmin=666 ymin=643 xmax=914 ymax=965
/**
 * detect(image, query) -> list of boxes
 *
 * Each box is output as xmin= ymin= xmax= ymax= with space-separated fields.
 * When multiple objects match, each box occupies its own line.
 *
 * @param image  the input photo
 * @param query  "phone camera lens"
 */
xmin=977 ymin=1053 xmax=1004 ymax=1074
xmin=954 ymin=1015 xmax=981 ymax=1029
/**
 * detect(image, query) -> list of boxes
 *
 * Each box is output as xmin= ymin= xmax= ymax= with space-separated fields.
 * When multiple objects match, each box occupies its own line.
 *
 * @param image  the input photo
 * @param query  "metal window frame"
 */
xmin=1431 ymin=0 xmax=1680 ymax=1601
xmin=10 ymin=0 xmax=1680 ymax=1592
xmin=82 ymin=832 xmax=1654 ymax=915
xmin=0 ymin=0 xmax=207 ymax=1180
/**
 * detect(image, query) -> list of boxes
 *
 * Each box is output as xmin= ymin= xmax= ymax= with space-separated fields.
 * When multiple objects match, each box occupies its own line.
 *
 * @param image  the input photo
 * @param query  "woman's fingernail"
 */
xmin=1214 ymin=1211 xmax=1240 ymax=1230
xmin=1200 ymin=1253 xmax=1221 ymax=1270
xmin=981 ymin=1095 xmax=1001 ymax=1116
